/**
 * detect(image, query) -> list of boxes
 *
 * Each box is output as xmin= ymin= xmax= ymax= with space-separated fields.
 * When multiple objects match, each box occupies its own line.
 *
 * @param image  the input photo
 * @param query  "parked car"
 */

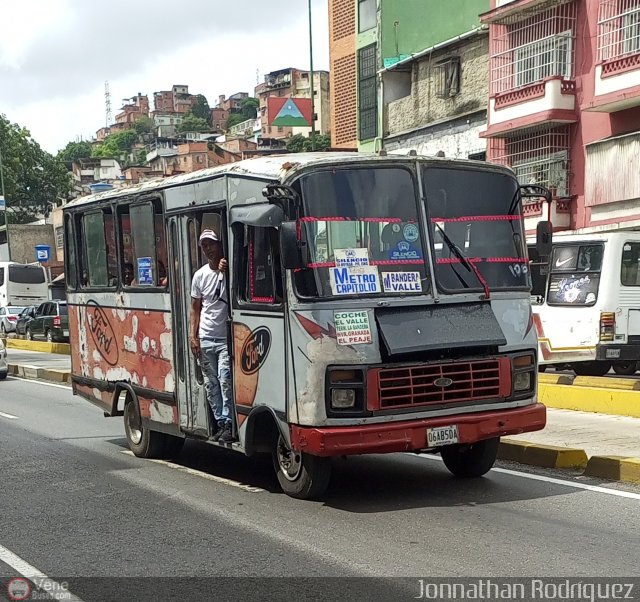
xmin=15 ymin=306 xmax=37 ymax=336
xmin=0 ymin=306 xmax=26 ymax=335
xmin=0 ymin=338 xmax=7 ymax=379
xmin=25 ymin=301 xmax=69 ymax=343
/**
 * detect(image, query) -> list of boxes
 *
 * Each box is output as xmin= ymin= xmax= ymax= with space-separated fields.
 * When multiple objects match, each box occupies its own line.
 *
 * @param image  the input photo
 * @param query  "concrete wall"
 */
xmin=7 ymin=224 xmax=55 ymax=264
xmin=385 ymin=34 xmax=489 ymax=137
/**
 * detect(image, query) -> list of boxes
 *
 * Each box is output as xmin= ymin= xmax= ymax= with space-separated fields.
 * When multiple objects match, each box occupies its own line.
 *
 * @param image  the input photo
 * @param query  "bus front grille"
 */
xmin=374 ymin=359 xmax=507 ymax=409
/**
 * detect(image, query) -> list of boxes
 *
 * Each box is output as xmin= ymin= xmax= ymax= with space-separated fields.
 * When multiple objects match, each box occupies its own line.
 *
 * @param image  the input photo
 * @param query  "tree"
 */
xmin=92 ymin=129 xmax=138 ymax=159
xmin=132 ymin=116 xmax=155 ymax=135
xmin=177 ymin=114 xmax=211 ymax=133
xmin=0 ymin=114 xmax=72 ymax=224
xmin=190 ymin=94 xmax=212 ymax=123
xmin=286 ymin=133 xmax=331 ymax=153
xmin=226 ymin=113 xmax=247 ymax=130
xmin=241 ymin=97 xmax=260 ymax=119
xmin=57 ymin=140 xmax=93 ymax=163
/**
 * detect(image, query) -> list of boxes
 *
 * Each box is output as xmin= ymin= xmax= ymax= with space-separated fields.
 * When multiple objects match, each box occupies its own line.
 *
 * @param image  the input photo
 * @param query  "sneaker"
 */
xmin=211 ymin=420 xmax=226 ymax=442
xmin=218 ymin=421 xmax=235 ymax=444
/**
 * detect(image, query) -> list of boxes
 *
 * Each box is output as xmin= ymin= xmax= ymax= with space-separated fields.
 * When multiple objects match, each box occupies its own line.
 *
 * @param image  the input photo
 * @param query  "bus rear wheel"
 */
xmin=440 ymin=437 xmax=500 ymax=478
xmin=572 ymin=361 xmax=611 ymax=377
xmin=613 ymin=361 xmax=638 ymax=376
xmin=272 ymin=434 xmax=331 ymax=500
xmin=124 ymin=399 xmax=165 ymax=458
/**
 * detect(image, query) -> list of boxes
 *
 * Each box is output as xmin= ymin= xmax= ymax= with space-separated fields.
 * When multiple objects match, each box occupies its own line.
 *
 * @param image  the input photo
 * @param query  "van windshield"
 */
xmin=547 ymin=244 xmax=603 ymax=306
xmin=293 ymin=167 xmax=430 ymax=299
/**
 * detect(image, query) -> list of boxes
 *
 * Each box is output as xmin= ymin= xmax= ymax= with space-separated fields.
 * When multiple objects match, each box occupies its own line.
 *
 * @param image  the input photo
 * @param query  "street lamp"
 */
xmin=308 ymin=0 xmax=316 ymax=151
xmin=0 ymin=145 xmax=10 ymax=260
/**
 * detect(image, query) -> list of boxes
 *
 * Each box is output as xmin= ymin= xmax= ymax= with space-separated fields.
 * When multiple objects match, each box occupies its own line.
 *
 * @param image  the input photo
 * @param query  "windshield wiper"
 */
xmin=434 ymin=222 xmax=491 ymax=300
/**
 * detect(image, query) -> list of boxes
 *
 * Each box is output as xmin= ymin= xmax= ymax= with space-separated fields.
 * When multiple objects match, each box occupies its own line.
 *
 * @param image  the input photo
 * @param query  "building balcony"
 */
xmin=484 ymin=77 xmax=577 ymax=137
xmin=523 ymin=197 xmax=572 ymax=233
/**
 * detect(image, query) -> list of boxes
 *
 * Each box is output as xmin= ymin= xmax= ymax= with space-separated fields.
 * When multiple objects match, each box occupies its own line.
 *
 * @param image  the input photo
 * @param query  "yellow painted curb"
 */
xmin=6 ymin=339 xmax=71 ymax=356
xmin=538 ymin=383 xmax=640 ymax=418
xmin=39 ymin=369 xmax=70 ymax=383
xmin=499 ymin=438 xmax=588 ymax=469
xmin=585 ymin=456 xmax=640 ymax=484
xmin=572 ymin=376 xmax=640 ymax=391
xmin=538 ymin=373 xmax=574 ymax=385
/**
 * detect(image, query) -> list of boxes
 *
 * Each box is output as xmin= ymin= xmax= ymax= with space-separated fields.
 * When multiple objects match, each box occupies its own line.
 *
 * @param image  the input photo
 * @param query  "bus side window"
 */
xmin=80 ymin=209 xmax=114 ymax=288
xmin=0 ymin=268 xmax=4 ymax=287
xmin=64 ymin=214 xmax=77 ymax=290
xmin=119 ymin=201 xmax=162 ymax=287
xmin=236 ymin=225 xmax=280 ymax=305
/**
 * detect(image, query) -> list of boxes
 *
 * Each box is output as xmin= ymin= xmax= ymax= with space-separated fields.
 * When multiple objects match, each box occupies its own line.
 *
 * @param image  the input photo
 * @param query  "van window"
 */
xmin=0 ymin=268 xmax=4 ymax=287
xmin=621 ymin=242 xmax=640 ymax=286
xmin=547 ymin=244 xmax=603 ymax=306
xmin=8 ymin=265 xmax=46 ymax=284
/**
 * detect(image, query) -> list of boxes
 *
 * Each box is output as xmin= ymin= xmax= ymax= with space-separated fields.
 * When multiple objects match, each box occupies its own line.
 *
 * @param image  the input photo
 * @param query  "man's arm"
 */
xmin=190 ymin=297 xmax=202 ymax=355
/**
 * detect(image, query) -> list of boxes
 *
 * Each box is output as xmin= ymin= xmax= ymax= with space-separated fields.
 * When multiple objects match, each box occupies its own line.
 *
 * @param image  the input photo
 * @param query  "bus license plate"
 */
xmin=426 ymin=425 xmax=459 ymax=447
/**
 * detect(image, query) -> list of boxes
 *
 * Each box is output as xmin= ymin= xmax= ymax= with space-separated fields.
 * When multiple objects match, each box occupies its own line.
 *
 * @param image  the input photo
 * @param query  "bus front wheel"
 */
xmin=441 ymin=437 xmax=500 ymax=478
xmin=124 ymin=399 xmax=165 ymax=458
xmin=272 ymin=434 xmax=331 ymax=500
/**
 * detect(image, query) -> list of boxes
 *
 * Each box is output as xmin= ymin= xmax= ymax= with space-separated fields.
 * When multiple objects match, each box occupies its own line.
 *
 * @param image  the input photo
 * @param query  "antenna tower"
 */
xmin=105 ymin=80 xmax=112 ymax=127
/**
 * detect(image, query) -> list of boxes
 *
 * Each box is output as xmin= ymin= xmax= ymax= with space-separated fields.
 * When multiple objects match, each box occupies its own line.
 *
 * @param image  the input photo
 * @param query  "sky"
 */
xmin=0 ymin=0 xmax=330 ymax=154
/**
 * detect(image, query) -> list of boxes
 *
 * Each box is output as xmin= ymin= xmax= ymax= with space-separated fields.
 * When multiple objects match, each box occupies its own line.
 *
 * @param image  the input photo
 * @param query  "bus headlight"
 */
xmin=331 ymin=389 xmax=356 ymax=409
xmin=513 ymin=372 xmax=532 ymax=392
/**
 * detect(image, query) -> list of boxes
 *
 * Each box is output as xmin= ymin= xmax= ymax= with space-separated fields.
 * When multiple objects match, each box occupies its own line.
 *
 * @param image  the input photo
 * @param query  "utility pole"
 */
xmin=0 ymin=146 xmax=10 ymax=260
xmin=308 ymin=0 xmax=316 ymax=151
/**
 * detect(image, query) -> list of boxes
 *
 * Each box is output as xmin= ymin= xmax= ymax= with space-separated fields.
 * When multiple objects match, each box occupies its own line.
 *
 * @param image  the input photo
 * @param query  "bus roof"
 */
xmin=64 ymin=151 xmax=515 ymax=210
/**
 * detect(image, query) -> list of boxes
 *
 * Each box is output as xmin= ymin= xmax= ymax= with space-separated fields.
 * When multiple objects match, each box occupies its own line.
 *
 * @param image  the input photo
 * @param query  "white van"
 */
xmin=530 ymin=231 xmax=640 ymax=376
xmin=0 ymin=262 xmax=50 ymax=307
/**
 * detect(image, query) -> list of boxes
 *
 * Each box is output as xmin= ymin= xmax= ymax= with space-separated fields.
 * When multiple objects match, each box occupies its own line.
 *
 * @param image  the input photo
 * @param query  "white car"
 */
xmin=0 ymin=338 xmax=7 ymax=380
xmin=0 ymin=306 xmax=25 ymax=334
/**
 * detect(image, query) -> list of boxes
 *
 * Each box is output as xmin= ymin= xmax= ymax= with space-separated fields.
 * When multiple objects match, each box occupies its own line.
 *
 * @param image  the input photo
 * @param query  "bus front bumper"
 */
xmin=290 ymin=403 xmax=546 ymax=457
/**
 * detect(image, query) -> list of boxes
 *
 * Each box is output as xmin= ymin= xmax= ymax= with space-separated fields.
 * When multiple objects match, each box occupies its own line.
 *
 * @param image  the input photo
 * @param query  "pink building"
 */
xmin=481 ymin=0 xmax=640 ymax=234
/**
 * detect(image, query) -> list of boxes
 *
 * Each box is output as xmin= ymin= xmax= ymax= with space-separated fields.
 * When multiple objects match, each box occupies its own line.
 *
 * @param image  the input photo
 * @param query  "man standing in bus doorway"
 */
xmin=190 ymin=229 xmax=235 ymax=443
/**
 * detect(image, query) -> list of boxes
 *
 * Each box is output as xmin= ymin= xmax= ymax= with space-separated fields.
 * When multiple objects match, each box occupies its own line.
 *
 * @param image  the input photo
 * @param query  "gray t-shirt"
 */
xmin=191 ymin=264 xmax=228 ymax=340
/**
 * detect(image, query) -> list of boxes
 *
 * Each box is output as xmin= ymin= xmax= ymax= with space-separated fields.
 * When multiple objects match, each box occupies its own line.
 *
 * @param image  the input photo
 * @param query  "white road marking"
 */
xmin=415 ymin=454 xmax=640 ymax=501
xmin=0 ymin=411 xmax=18 ymax=420
xmin=8 ymin=376 xmax=71 ymax=390
xmin=0 ymin=542 xmax=85 ymax=601
xmin=120 ymin=450 xmax=265 ymax=493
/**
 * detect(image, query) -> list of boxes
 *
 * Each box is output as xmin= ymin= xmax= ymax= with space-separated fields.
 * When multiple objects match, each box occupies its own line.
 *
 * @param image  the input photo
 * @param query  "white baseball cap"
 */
xmin=199 ymin=229 xmax=219 ymax=244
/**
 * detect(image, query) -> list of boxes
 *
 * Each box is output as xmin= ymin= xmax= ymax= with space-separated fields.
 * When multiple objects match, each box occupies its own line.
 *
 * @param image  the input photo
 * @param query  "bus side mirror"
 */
xmin=536 ymin=221 xmax=553 ymax=258
xmin=280 ymin=221 xmax=308 ymax=270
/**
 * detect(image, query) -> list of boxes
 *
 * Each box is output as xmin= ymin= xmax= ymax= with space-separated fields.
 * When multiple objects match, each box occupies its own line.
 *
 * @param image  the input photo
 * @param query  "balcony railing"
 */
xmin=489 ymin=2 xmax=577 ymax=96
xmin=598 ymin=0 xmax=640 ymax=68
xmin=490 ymin=126 xmax=571 ymax=197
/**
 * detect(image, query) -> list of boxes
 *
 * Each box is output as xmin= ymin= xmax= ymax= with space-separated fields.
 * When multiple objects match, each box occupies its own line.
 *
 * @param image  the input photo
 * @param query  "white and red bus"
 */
xmin=63 ymin=153 xmax=547 ymax=499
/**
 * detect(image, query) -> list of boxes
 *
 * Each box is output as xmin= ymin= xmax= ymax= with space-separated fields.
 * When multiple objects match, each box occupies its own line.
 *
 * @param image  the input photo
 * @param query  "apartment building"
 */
xmin=482 ymin=0 xmax=640 ymax=233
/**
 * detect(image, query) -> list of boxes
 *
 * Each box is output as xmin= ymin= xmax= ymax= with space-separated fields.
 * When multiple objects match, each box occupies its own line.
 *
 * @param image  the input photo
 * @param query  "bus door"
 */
xmin=228 ymin=210 xmax=287 ymax=433
xmin=168 ymin=213 xmax=219 ymax=438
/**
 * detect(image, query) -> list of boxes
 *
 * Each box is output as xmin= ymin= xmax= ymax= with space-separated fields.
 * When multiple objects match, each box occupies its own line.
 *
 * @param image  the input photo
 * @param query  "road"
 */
xmin=1 ymin=377 xmax=639 ymax=601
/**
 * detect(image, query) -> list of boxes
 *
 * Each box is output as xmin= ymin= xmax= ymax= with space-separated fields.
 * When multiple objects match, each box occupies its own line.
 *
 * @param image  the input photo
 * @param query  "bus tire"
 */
xmin=440 ymin=437 xmax=500 ymax=478
xmin=613 ymin=361 xmax=638 ymax=376
xmin=272 ymin=434 xmax=331 ymax=500
xmin=123 ymin=398 xmax=165 ymax=458
xmin=572 ymin=361 xmax=611 ymax=377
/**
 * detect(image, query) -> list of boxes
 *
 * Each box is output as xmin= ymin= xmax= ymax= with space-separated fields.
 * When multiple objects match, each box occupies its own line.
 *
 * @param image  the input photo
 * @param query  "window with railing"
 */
xmin=490 ymin=1 xmax=577 ymax=95
xmin=358 ymin=44 xmax=378 ymax=141
xmin=598 ymin=0 xmax=640 ymax=62
xmin=490 ymin=126 xmax=571 ymax=197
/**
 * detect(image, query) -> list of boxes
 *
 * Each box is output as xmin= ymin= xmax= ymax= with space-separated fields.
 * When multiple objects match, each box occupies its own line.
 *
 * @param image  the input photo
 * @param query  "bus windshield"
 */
xmin=293 ymin=167 xmax=430 ymax=299
xmin=9 ymin=264 xmax=46 ymax=284
xmin=423 ymin=167 xmax=529 ymax=292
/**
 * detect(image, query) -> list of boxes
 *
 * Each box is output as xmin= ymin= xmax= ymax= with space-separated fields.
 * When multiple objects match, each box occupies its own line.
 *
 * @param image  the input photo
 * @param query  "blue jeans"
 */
xmin=200 ymin=338 xmax=232 ymax=424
